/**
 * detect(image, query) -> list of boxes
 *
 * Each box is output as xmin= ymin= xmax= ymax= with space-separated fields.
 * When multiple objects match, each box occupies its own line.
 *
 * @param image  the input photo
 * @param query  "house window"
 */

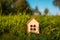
xmin=30 ymin=25 xmax=36 ymax=27
xmin=34 ymin=25 xmax=36 ymax=27
xmin=30 ymin=28 xmax=36 ymax=31
xmin=30 ymin=28 xmax=33 ymax=30
xmin=34 ymin=28 xmax=36 ymax=31
xmin=30 ymin=25 xmax=32 ymax=27
xmin=30 ymin=25 xmax=36 ymax=31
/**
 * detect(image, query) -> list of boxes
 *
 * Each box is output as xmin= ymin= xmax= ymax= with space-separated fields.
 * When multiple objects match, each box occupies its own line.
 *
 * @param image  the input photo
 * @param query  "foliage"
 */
xmin=44 ymin=8 xmax=49 ymax=15
xmin=0 ymin=14 xmax=60 ymax=40
xmin=0 ymin=0 xmax=32 ymax=15
xmin=34 ymin=6 xmax=41 ymax=15
xmin=53 ymin=0 xmax=60 ymax=9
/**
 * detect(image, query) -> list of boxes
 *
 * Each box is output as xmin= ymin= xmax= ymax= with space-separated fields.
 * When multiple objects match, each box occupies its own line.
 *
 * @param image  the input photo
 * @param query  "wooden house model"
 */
xmin=26 ymin=17 xmax=39 ymax=34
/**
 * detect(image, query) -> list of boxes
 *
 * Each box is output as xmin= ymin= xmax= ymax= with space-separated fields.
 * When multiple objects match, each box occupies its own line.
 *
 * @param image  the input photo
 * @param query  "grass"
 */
xmin=0 ymin=14 xmax=60 ymax=40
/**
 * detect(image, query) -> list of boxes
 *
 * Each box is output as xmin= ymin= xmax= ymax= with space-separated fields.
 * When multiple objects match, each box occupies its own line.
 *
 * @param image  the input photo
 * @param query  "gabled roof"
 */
xmin=26 ymin=17 xmax=39 ymax=25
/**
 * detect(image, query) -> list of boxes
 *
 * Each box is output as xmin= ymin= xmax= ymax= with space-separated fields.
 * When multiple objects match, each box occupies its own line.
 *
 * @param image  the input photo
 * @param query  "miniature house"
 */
xmin=26 ymin=17 xmax=39 ymax=34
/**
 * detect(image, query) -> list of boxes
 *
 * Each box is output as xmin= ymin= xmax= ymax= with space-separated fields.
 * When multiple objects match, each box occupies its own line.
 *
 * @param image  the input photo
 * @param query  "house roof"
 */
xmin=26 ymin=17 xmax=39 ymax=25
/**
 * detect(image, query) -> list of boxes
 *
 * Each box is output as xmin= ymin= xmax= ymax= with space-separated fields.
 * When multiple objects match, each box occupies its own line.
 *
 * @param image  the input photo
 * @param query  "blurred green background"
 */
xmin=0 ymin=14 xmax=60 ymax=40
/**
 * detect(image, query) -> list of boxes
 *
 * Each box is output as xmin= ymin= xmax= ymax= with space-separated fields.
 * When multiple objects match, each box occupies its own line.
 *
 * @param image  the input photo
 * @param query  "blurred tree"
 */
xmin=53 ymin=0 xmax=60 ymax=9
xmin=33 ymin=6 xmax=41 ymax=15
xmin=44 ymin=8 xmax=49 ymax=15
xmin=15 ymin=0 xmax=32 ymax=14
xmin=1 ymin=0 xmax=16 ymax=15
xmin=0 ymin=2 xmax=2 ymax=15
xmin=1 ymin=0 xmax=32 ymax=15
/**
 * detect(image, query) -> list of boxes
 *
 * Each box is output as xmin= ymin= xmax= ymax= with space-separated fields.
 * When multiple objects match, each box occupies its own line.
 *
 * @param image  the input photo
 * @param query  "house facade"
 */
xmin=26 ymin=17 xmax=39 ymax=34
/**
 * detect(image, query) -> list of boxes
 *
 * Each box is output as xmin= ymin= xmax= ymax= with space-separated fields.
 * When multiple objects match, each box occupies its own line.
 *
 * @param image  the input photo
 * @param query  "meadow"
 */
xmin=0 ymin=14 xmax=60 ymax=40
